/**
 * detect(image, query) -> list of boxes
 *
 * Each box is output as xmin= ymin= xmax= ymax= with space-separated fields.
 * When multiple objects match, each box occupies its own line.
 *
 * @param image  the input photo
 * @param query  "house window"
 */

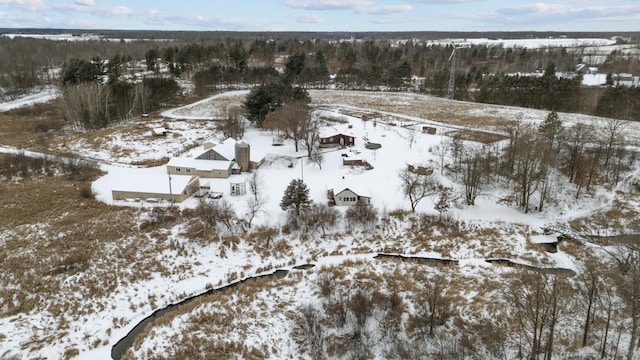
xmin=175 ymin=167 xmax=181 ymax=172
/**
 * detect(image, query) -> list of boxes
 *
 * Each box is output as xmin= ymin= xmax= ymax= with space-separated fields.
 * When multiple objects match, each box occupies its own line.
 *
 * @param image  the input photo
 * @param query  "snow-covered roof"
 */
xmin=582 ymin=74 xmax=607 ymax=86
xmin=336 ymin=187 xmax=371 ymax=199
xmin=530 ymin=233 xmax=560 ymax=244
xmin=333 ymin=182 xmax=371 ymax=198
xmin=112 ymin=173 xmax=196 ymax=195
xmin=213 ymin=137 xmax=237 ymax=161
xmin=167 ymin=157 xmax=232 ymax=171
xmin=319 ymin=129 xmax=356 ymax=139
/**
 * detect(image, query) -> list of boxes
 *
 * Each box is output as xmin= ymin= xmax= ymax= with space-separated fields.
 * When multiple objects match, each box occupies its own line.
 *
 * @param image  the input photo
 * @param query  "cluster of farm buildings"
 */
xmin=110 ymin=128 xmax=378 ymax=206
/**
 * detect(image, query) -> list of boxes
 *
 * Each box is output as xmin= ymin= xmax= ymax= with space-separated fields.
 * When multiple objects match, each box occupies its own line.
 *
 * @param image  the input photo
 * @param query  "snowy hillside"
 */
xmin=0 ymin=90 xmax=639 ymax=359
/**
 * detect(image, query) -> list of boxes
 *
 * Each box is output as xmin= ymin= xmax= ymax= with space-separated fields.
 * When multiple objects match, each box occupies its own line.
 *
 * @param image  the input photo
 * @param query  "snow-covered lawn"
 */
xmin=1 ymin=89 xmax=639 ymax=359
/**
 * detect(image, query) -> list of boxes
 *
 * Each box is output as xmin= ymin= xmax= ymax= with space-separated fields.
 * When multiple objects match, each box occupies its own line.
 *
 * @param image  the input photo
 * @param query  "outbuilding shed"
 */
xmin=111 ymin=174 xmax=200 ymax=203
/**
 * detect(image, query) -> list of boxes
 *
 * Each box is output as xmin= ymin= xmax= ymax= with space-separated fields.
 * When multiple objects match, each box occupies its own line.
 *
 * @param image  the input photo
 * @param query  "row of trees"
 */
xmin=290 ymin=244 xmax=640 ymax=359
xmin=57 ymin=57 xmax=181 ymax=129
xmin=475 ymin=64 xmax=583 ymax=113
xmin=430 ymin=111 xmax=633 ymax=214
xmin=3 ymin=34 xmax=638 ymax=121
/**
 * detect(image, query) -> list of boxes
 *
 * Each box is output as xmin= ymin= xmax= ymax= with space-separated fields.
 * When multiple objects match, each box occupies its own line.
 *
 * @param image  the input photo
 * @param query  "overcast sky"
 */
xmin=1 ymin=0 xmax=638 ymax=32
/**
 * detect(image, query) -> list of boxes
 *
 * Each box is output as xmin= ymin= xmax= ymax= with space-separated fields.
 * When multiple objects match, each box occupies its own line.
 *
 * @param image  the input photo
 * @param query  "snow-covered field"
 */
xmin=1 ymin=33 xmax=105 ymax=41
xmin=0 ymin=86 xmax=59 ymax=112
xmin=1 ymin=89 xmax=639 ymax=359
xmin=427 ymin=37 xmax=618 ymax=49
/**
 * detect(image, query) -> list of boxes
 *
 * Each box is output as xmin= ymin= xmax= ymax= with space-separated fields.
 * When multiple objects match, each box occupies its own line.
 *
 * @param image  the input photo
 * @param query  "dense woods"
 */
xmin=1 ymin=31 xmax=639 ymax=125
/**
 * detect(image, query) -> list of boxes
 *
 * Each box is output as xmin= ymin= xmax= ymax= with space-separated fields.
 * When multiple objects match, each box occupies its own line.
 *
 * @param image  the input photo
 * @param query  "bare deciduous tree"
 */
xmin=291 ymin=304 xmax=325 ymax=356
xmin=461 ymin=144 xmax=487 ymax=206
xmin=58 ymin=83 xmax=113 ymax=130
xmin=505 ymin=270 xmax=572 ymax=360
xmin=300 ymin=111 xmax=322 ymax=158
xmin=345 ymin=204 xmax=378 ymax=230
xmin=301 ymin=203 xmax=340 ymax=236
xmin=245 ymin=171 xmax=267 ymax=227
xmin=600 ymin=118 xmax=627 ymax=171
xmin=563 ymin=123 xmax=594 ymax=184
xmin=577 ymin=253 xmax=606 ymax=348
xmin=500 ymin=118 xmax=525 ymax=176
xmin=216 ymin=105 xmax=245 ymax=139
xmin=410 ymin=273 xmax=452 ymax=338
xmin=404 ymin=126 xmax=418 ymax=149
xmin=271 ymin=100 xmax=312 ymax=153
xmin=195 ymin=198 xmax=235 ymax=236
xmin=432 ymin=142 xmax=448 ymax=175
xmin=398 ymin=167 xmax=439 ymax=212
xmin=609 ymin=245 xmax=640 ymax=360
xmin=512 ymin=128 xmax=546 ymax=213
xmin=308 ymin=147 xmax=324 ymax=169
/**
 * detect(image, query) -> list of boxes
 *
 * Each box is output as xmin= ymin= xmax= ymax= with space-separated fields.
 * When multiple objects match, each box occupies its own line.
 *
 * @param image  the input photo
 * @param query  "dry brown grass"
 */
xmin=568 ymin=198 xmax=640 ymax=236
xmin=0 ymin=103 xmax=62 ymax=150
xmin=446 ymin=129 xmax=508 ymax=144
xmin=310 ymin=90 xmax=523 ymax=132
xmin=126 ymin=272 xmax=290 ymax=359
xmin=0 ymin=168 xmax=189 ymax=354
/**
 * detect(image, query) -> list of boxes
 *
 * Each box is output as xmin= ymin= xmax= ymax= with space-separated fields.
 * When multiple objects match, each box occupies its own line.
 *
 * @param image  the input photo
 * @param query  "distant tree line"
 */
xmin=475 ymin=63 xmax=583 ymax=113
xmin=1 ymin=34 xmax=639 ymax=123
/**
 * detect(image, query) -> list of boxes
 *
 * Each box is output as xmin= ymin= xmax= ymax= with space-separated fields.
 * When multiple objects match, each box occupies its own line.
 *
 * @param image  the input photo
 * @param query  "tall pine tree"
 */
xmin=280 ymin=179 xmax=312 ymax=216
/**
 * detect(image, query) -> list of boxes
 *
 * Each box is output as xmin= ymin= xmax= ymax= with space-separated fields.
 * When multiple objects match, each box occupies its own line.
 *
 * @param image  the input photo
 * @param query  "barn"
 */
xmin=167 ymin=138 xmax=263 ymax=179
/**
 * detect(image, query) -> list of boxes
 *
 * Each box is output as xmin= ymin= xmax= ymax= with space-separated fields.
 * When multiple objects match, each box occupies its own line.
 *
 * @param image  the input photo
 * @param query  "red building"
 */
xmin=319 ymin=132 xmax=355 ymax=148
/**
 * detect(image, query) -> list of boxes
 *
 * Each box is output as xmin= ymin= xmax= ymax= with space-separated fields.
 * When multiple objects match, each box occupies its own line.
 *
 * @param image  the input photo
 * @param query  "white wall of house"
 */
xmin=335 ymin=189 xmax=359 ymax=206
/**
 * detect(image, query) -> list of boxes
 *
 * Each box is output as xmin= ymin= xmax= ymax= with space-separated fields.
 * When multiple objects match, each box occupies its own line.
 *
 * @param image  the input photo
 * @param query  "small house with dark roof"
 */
xmin=319 ymin=131 xmax=356 ymax=148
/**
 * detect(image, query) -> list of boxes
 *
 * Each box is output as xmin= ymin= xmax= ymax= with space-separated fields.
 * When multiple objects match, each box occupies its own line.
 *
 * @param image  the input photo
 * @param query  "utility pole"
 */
xmin=447 ymin=42 xmax=470 ymax=100
xmin=300 ymin=157 xmax=304 ymax=181
xmin=168 ymin=173 xmax=173 ymax=203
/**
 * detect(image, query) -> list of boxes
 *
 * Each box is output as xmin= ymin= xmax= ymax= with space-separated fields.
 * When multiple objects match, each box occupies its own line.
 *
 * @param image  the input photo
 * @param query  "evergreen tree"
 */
xmin=284 ymin=52 xmax=306 ymax=84
xmin=280 ymin=178 xmax=312 ymax=216
xmin=538 ymin=111 xmax=562 ymax=150
xmin=60 ymin=58 xmax=102 ymax=85
xmin=243 ymin=82 xmax=309 ymax=127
